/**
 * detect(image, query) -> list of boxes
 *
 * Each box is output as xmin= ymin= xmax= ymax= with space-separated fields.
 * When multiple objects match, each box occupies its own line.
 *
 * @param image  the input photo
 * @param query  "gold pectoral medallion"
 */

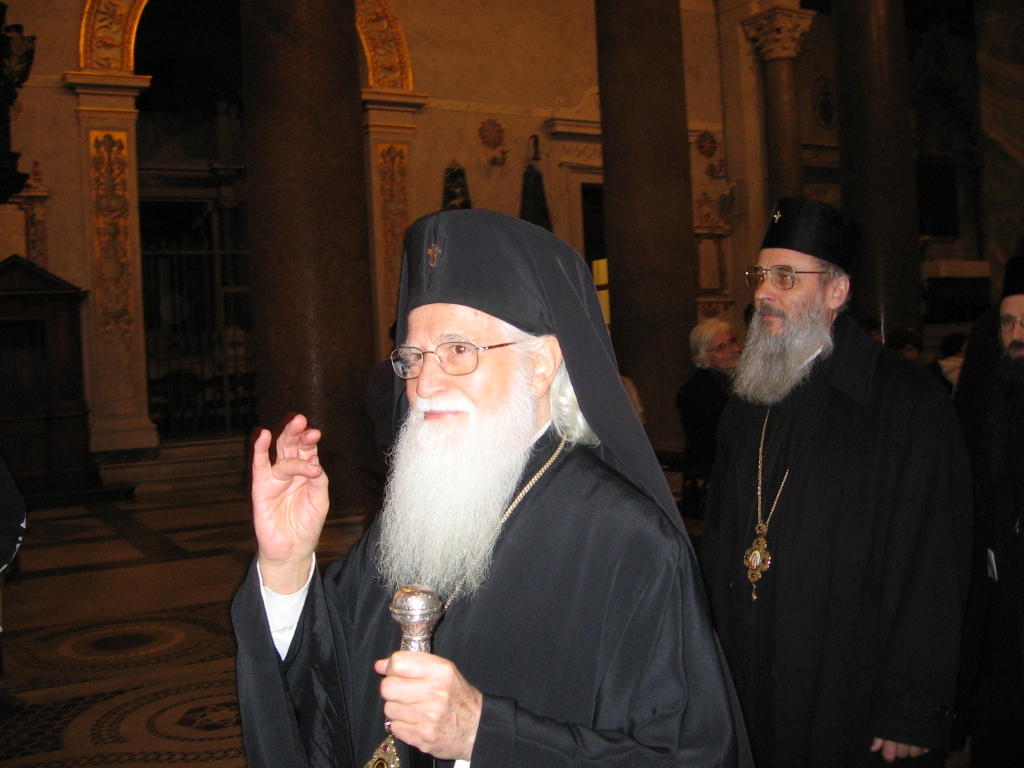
xmin=366 ymin=733 xmax=400 ymax=768
xmin=743 ymin=523 xmax=772 ymax=600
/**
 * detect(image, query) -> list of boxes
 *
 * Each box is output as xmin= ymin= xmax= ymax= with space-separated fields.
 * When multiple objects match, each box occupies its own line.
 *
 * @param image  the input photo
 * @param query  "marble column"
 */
xmin=834 ymin=0 xmax=921 ymax=334
xmin=743 ymin=6 xmax=815 ymax=204
xmin=241 ymin=0 xmax=376 ymax=508
xmin=594 ymin=0 xmax=697 ymax=453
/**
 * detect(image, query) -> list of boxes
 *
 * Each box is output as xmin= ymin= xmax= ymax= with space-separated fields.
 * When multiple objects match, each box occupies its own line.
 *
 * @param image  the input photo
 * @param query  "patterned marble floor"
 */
xmin=0 ymin=489 xmax=366 ymax=768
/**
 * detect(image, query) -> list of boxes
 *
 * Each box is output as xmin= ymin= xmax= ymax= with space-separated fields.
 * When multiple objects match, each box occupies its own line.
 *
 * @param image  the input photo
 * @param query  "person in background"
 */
xmin=366 ymin=322 xmax=398 ymax=451
xmin=886 ymin=327 xmax=951 ymax=393
xmin=0 ymin=452 xmax=27 ymax=711
xmin=0 ymin=453 xmax=25 ymax=574
xmin=938 ymin=332 xmax=968 ymax=392
xmin=676 ymin=318 xmax=739 ymax=484
xmin=701 ymin=196 xmax=971 ymax=768
xmin=959 ymin=255 xmax=1024 ymax=767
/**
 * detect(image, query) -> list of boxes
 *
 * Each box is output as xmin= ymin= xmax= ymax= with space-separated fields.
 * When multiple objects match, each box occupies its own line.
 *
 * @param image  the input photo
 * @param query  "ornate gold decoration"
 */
xmin=80 ymin=0 xmax=149 ymax=70
xmin=355 ymin=0 xmax=414 ymax=90
xmin=478 ymin=118 xmax=507 ymax=166
xmin=378 ymin=143 xmax=409 ymax=327
xmin=12 ymin=161 xmax=50 ymax=267
xmin=744 ymin=409 xmax=790 ymax=600
xmin=90 ymin=131 xmax=138 ymax=389
xmin=80 ymin=0 xmax=413 ymax=92
xmin=427 ymin=244 xmax=441 ymax=267
xmin=742 ymin=7 xmax=815 ymax=63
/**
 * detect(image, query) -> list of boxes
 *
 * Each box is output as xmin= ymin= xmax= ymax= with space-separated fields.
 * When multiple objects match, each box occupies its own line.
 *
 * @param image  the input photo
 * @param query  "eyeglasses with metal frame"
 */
xmin=708 ymin=337 xmax=740 ymax=355
xmin=1000 ymin=314 xmax=1024 ymax=333
xmin=745 ymin=264 xmax=829 ymax=290
xmin=390 ymin=341 xmax=519 ymax=379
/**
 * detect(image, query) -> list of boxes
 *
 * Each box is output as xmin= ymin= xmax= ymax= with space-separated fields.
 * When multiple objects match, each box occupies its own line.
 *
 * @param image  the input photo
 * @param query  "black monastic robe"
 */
xmin=234 ymin=431 xmax=739 ymax=768
xmin=701 ymin=315 xmax=972 ymax=767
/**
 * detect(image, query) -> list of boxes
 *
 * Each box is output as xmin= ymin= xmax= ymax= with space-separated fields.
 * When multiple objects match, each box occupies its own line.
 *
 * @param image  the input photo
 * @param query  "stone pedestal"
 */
xmin=241 ymin=0 xmax=376 ymax=508
xmin=743 ymin=6 xmax=815 ymax=204
xmin=834 ymin=0 xmax=921 ymax=334
xmin=594 ymin=0 xmax=697 ymax=452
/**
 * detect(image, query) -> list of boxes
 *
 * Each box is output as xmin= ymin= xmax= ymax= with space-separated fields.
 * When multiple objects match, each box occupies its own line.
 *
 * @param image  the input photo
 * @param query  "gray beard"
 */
xmin=732 ymin=296 xmax=835 ymax=405
xmin=376 ymin=364 xmax=539 ymax=600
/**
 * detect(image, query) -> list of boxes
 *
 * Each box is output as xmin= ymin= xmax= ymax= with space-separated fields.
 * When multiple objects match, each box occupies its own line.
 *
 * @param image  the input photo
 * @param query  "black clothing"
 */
xmin=955 ymin=311 xmax=1024 ymax=765
xmin=702 ymin=315 xmax=972 ymax=767
xmin=676 ymin=367 xmax=731 ymax=480
xmin=0 ymin=454 xmax=26 ymax=573
xmin=233 ymin=433 xmax=740 ymax=767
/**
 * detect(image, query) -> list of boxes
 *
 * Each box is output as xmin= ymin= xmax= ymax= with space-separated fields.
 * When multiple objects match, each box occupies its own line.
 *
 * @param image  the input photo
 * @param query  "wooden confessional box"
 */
xmin=0 ymin=254 xmax=98 ymax=498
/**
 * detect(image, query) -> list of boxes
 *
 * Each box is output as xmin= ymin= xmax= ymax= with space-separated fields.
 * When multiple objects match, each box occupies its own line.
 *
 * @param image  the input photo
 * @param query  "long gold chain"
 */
xmin=443 ymin=437 xmax=567 ymax=611
xmin=364 ymin=437 xmax=568 ymax=768
xmin=743 ymin=408 xmax=789 ymax=600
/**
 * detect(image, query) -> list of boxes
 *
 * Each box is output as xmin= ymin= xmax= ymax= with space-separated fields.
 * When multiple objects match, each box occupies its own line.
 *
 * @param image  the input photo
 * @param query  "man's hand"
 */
xmin=374 ymin=651 xmax=483 ymax=761
xmin=871 ymin=738 xmax=931 ymax=762
xmin=253 ymin=414 xmax=329 ymax=594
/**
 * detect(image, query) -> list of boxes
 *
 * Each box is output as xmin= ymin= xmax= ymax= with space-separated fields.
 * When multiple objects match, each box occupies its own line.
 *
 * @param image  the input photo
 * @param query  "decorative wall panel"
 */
xmin=377 ymin=143 xmax=409 ymax=328
xmin=89 ymin=130 xmax=138 ymax=397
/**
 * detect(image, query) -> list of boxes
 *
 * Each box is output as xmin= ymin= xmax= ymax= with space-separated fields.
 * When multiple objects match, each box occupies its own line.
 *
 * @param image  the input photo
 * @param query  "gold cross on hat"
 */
xmin=427 ymin=244 xmax=441 ymax=267
xmin=773 ymin=211 xmax=782 ymax=224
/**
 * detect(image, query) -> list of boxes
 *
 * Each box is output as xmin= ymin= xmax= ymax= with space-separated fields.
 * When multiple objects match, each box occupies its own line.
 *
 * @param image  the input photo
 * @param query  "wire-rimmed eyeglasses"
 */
xmin=708 ymin=338 xmax=740 ymax=354
xmin=1000 ymin=314 xmax=1024 ymax=333
xmin=745 ymin=265 xmax=828 ymax=290
xmin=390 ymin=341 xmax=519 ymax=379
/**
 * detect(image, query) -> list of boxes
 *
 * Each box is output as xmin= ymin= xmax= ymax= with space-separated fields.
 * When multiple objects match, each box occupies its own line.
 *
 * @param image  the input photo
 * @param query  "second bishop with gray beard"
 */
xmin=701 ymin=197 xmax=972 ymax=768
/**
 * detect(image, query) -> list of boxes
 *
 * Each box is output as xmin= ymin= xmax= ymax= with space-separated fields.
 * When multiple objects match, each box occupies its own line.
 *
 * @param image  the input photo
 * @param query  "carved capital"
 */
xmin=742 ymin=7 xmax=815 ymax=62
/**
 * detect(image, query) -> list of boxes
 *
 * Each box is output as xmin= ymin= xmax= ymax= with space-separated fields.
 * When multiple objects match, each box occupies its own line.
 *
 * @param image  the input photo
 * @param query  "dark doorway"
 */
xmin=134 ymin=0 xmax=252 ymax=439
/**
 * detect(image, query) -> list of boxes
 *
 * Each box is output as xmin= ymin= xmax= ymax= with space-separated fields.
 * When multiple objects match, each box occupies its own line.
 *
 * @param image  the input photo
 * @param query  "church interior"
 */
xmin=0 ymin=0 xmax=1021 ymax=764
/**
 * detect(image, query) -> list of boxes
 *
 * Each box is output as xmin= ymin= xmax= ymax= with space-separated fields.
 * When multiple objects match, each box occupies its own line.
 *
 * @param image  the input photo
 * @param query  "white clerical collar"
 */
xmin=532 ymin=421 xmax=552 ymax=444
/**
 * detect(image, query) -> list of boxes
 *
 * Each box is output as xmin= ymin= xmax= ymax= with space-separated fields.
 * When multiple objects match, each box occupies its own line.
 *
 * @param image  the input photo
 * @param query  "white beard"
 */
xmin=376 ymin=362 xmax=540 ymax=599
xmin=732 ymin=294 xmax=835 ymax=405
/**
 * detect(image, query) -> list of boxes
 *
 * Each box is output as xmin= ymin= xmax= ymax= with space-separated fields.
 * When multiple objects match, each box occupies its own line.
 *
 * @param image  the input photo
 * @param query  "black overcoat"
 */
xmin=701 ymin=315 xmax=972 ymax=766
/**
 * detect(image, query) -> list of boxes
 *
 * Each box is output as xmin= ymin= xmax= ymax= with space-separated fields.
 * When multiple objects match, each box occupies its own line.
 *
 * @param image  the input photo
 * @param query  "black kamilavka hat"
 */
xmin=760 ymin=197 xmax=861 ymax=273
xmin=1001 ymin=253 xmax=1024 ymax=299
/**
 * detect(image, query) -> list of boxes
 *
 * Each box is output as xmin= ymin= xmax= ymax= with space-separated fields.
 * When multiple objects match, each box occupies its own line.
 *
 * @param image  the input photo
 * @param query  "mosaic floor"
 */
xmin=0 ymin=489 xmax=366 ymax=767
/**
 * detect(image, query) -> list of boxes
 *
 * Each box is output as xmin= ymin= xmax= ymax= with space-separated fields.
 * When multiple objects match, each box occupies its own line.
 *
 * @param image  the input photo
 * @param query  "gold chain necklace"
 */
xmin=365 ymin=437 xmax=567 ymax=768
xmin=443 ymin=437 xmax=566 ymax=610
xmin=742 ymin=408 xmax=789 ymax=601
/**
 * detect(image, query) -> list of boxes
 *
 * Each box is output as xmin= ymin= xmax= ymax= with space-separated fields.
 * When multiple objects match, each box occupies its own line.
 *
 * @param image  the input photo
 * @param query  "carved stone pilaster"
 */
xmin=742 ymin=7 xmax=815 ymax=62
xmin=89 ymin=130 xmax=138 ymax=396
xmin=375 ymin=142 xmax=409 ymax=347
xmin=10 ymin=161 xmax=50 ymax=267
xmin=65 ymin=70 xmax=157 ymax=451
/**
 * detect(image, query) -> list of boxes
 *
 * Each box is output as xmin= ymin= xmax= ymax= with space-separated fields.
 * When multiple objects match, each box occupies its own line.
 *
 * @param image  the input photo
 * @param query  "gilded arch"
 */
xmin=78 ymin=0 xmax=414 ymax=89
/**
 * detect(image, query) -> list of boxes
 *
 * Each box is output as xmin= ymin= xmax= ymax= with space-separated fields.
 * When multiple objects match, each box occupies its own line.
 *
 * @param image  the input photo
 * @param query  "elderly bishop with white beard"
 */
xmin=700 ymin=197 xmax=972 ymax=768
xmin=232 ymin=210 xmax=746 ymax=768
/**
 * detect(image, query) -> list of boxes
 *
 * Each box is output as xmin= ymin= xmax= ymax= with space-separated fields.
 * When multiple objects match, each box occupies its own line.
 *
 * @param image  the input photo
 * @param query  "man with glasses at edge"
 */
xmin=700 ymin=197 xmax=971 ymax=767
xmin=232 ymin=210 xmax=749 ymax=768
xmin=957 ymin=253 xmax=1024 ymax=766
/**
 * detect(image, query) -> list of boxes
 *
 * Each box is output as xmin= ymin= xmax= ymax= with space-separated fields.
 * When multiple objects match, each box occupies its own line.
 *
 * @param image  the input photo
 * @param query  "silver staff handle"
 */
xmin=390 ymin=584 xmax=442 ymax=653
